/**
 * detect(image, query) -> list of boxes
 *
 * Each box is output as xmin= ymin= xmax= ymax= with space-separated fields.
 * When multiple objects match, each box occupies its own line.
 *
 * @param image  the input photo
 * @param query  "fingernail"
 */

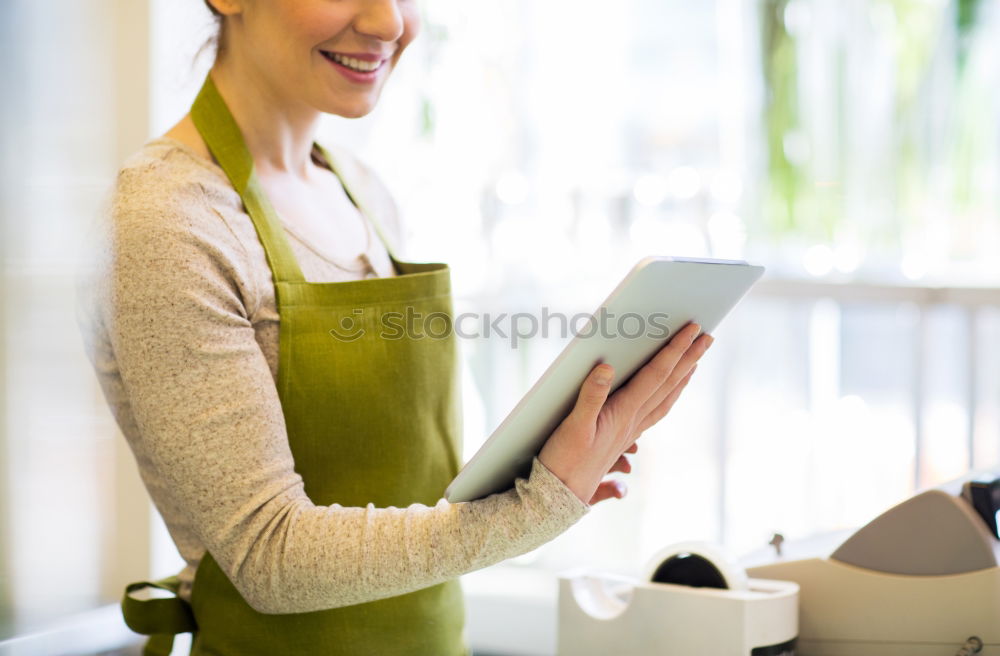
xmin=617 ymin=481 xmax=628 ymax=497
xmin=595 ymin=366 xmax=613 ymax=385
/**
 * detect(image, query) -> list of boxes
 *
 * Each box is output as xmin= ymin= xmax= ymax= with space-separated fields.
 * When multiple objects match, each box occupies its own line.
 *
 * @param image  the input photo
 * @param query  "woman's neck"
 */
xmin=209 ymin=57 xmax=322 ymax=179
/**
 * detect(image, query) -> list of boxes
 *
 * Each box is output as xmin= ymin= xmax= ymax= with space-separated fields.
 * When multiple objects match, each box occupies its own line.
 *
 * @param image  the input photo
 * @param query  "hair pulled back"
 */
xmin=200 ymin=0 xmax=225 ymax=62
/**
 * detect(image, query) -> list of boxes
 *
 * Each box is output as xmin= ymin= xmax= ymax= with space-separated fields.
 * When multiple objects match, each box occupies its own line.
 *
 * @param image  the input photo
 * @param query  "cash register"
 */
xmin=743 ymin=474 xmax=1000 ymax=655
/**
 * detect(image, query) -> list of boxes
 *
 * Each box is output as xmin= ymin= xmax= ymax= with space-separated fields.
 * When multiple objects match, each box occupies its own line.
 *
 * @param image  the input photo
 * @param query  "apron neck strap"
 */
xmin=191 ymin=75 xmax=306 ymax=283
xmin=312 ymin=143 xmax=400 ymax=263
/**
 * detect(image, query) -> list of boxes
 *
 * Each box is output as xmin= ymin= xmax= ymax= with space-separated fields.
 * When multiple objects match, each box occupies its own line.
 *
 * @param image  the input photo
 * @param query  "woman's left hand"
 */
xmin=589 ymin=443 xmax=638 ymax=505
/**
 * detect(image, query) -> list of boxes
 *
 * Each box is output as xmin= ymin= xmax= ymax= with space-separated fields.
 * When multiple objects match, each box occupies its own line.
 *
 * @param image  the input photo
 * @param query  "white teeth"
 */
xmin=327 ymin=52 xmax=381 ymax=73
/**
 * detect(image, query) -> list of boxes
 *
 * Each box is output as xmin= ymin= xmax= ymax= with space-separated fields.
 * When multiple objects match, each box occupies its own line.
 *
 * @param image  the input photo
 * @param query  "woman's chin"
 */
xmin=331 ymin=106 xmax=374 ymax=120
xmin=321 ymin=95 xmax=381 ymax=120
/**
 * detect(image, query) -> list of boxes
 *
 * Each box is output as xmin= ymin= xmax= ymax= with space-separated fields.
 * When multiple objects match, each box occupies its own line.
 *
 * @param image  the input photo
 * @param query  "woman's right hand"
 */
xmin=537 ymin=322 xmax=713 ymax=505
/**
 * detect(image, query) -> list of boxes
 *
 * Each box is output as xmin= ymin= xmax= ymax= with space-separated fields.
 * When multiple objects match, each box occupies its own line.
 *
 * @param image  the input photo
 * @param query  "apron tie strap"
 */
xmin=122 ymin=575 xmax=197 ymax=655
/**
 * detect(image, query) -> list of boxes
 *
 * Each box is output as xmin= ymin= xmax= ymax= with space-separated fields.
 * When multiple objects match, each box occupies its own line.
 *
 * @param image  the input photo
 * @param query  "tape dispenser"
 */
xmin=557 ymin=541 xmax=799 ymax=655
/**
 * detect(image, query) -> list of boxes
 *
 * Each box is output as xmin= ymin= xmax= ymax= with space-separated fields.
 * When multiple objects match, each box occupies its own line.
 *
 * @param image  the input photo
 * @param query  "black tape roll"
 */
xmin=645 ymin=542 xmax=749 ymax=591
xmin=650 ymin=552 xmax=729 ymax=589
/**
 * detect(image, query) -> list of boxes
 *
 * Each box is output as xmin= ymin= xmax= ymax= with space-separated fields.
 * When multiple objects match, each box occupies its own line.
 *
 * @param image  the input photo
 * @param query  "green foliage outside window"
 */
xmin=759 ymin=0 xmax=997 ymax=271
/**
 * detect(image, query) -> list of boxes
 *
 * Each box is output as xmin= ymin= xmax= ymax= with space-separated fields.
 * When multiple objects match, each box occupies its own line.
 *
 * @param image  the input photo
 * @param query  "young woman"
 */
xmin=81 ymin=1 xmax=712 ymax=653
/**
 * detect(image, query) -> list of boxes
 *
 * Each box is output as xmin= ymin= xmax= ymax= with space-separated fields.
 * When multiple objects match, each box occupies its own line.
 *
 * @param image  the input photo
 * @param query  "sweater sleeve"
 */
xmin=100 ymin=163 xmax=589 ymax=615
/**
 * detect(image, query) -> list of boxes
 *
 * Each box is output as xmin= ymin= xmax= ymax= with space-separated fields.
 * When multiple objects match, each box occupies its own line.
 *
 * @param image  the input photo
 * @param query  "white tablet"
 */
xmin=444 ymin=256 xmax=764 ymax=503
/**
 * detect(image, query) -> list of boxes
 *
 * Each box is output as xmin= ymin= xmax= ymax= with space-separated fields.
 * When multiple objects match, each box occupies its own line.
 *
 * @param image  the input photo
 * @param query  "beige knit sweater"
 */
xmin=77 ymin=137 xmax=589 ymax=614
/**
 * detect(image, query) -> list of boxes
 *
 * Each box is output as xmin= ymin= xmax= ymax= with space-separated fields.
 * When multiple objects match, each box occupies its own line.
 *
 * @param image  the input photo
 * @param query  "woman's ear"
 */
xmin=205 ymin=0 xmax=245 ymax=17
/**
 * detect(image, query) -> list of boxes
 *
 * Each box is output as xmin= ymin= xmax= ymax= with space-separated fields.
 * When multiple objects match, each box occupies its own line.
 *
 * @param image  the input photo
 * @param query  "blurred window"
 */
xmin=2 ymin=0 xmax=998 ymax=638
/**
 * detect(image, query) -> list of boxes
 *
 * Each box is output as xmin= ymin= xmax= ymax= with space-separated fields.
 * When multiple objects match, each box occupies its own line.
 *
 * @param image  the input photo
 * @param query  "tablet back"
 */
xmin=445 ymin=257 xmax=764 ymax=502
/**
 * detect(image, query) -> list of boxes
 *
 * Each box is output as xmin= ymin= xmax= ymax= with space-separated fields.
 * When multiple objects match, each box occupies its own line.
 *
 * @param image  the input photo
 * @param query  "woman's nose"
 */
xmin=354 ymin=0 xmax=405 ymax=43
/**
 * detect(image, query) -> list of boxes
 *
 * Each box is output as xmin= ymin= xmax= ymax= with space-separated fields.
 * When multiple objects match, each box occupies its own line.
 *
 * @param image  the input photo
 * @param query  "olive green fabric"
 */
xmin=122 ymin=74 xmax=467 ymax=655
xmin=121 ymin=576 xmax=195 ymax=656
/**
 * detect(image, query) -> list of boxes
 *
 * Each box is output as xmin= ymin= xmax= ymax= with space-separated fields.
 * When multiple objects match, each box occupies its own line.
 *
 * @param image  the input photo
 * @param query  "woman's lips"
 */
xmin=320 ymin=50 xmax=388 ymax=83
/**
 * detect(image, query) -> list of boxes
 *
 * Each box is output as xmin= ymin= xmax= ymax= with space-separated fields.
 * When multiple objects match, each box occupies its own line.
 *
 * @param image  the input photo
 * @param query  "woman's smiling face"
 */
xmin=210 ymin=0 xmax=419 ymax=118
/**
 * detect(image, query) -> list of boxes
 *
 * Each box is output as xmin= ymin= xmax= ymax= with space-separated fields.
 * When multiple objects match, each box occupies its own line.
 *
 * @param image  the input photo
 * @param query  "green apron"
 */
xmin=121 ymin=75 xmax=467 ymax=655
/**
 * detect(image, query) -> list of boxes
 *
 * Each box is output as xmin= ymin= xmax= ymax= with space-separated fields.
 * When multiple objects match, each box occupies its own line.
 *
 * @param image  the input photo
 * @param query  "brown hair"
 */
xmin=198 ymin=0 xmax=226 ymax=63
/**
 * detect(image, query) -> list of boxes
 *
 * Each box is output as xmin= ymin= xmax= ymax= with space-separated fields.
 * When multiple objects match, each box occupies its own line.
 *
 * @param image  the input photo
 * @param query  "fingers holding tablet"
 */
xmin=613 ymin=324 xmax=698 ymax=414
xmin=444 ymin=257 xmax=763 ymax=503
xmin=540 ymin=337 xmax=709 ymax=504
xmin=633 ymin=363 xmax=698 ymax=440
xmin=632 ymin=330 xmax=713 ymax=430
